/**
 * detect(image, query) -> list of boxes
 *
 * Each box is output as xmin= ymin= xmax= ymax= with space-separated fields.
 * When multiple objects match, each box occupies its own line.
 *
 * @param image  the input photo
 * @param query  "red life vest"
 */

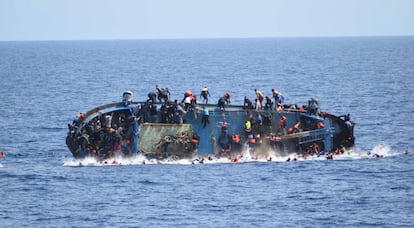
xmin=279 ymin=116 xmax=287 ymax=127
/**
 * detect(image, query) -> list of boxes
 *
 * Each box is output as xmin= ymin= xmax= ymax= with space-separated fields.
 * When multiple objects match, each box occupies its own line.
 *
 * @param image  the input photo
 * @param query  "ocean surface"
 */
xmin=0 ymin=37 xmax=413 ymax=227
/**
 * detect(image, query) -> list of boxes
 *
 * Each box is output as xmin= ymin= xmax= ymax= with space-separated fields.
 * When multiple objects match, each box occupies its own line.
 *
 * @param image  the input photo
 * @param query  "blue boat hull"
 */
xmin=66 ymin=102 xmax=355 ymax=160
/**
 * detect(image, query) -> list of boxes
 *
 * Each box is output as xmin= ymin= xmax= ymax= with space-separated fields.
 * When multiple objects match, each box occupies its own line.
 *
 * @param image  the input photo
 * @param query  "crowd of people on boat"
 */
xmin=67 ymin=111 xmax=136 ymax=159
xmin=133 ymin=85 xmax=292 ymax=126
xmin=67 ymin=85 xmax=326 ymax=160
xmin=147 ymin=85 xmax=280 ymax=109
xmin=145 ymin=85 xmax=322 ymax=115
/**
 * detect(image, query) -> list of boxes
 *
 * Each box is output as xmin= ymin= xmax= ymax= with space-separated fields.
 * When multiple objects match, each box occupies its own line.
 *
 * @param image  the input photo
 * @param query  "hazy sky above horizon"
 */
xmin=1 ymin=0 xmax=413 ymax=41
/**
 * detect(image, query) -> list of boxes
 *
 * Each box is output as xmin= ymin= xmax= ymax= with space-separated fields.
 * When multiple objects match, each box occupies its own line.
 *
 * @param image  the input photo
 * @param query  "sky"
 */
xmin=0 ymin=0 xmax=413 ymax=41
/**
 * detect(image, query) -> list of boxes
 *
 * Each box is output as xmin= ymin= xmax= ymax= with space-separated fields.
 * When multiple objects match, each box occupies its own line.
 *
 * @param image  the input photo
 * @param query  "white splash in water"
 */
xmin=63 ymin=144 xmax=402 ymax=167
xmin=370 ymin=144 xmax=391 ymax=156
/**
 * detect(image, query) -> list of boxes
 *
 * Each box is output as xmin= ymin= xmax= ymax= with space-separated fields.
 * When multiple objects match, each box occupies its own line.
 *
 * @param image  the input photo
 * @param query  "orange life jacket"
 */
xmin=232 ymin=134 xmax=240 ymax=143
xmin=185 ymin=90 xmax=193 ymax=97
xmin=294 ymin=122 xmax=300 ymax=129
xmin=317 ymin=122 xmax=325 ymax=129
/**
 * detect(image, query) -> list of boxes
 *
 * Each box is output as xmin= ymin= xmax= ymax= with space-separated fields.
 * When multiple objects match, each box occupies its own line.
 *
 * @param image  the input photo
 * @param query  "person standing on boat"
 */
xmin=147 ymin=91 xmax=157 ymax=103
xmin=272 ymin=89 xmax=284 ymax=108
xmin=243 ymin=96 xmax=254 ymax=109
xmin=182 ymin=90 xmax=195 ymax=111
xmin=255 ymin=89 xmax=264 ymax=109
xmin=224 ymin=92 xmax=231 ymax=104
xmin=182 ymin=90 xmax=193 ymax=103
xmin=307 ymin=98 xmax=320 ymax=115
xmin=156 ymin=85 xmax=170 ymax=103
xmin=217 ymin=92 xmax=231 ymax=111
xmin=264 ymin=96 xmax=273 ymax=110
xmin=200 ymin=86 xmax=211 ymax=104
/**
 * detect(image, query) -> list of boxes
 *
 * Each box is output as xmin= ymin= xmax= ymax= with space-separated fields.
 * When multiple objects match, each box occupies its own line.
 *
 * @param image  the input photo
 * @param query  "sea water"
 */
xmin=0 ymin=37 xmax=413 ymax=227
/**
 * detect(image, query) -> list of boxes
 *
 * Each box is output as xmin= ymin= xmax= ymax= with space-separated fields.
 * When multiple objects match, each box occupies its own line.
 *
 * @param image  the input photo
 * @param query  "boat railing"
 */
xmin=296 ymin=129 xmax=327 ymax=145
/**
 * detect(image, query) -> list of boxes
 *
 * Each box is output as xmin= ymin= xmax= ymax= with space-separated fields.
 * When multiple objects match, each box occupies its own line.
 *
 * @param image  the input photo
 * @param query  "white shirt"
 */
xmin=184 ymin=96 xmax=192 ymax=104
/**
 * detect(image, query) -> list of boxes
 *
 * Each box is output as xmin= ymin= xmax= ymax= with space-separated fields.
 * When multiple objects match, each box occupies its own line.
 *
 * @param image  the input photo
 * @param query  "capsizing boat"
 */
xmin=66 ymin=90 xmax=355 ymax=160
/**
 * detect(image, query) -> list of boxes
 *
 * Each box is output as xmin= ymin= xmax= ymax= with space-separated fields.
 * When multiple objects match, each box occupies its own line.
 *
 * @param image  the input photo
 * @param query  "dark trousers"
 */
xmin=202 ymin=115 xmax=210 ymax=128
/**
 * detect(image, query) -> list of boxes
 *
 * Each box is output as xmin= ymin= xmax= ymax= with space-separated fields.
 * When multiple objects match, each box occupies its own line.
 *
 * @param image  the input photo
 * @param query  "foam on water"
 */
xmin=62 ymin=144 xmax=400 ymax=167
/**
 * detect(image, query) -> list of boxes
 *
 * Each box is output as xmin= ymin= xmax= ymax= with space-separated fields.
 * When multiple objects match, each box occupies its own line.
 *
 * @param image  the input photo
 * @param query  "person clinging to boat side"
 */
xmin=218 ymin=121 xmax=232 ymax=156
xmin=201 ymin=106 xmax=210 ymax=128
xmin=244 ymin=118 xmax=252 ymax=139
xmin=278 ymin=115 xmax=288 ymax=136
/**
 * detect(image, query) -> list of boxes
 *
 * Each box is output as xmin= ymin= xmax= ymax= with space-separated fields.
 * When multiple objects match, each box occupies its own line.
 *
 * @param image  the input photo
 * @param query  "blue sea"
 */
xmin=0 ymin=37 xmax=413 ymax=227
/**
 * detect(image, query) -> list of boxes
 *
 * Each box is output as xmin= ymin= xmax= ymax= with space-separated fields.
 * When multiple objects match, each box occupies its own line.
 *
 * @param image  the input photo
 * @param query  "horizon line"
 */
xmin=1 ymin=34 xmax=413 ymax=42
